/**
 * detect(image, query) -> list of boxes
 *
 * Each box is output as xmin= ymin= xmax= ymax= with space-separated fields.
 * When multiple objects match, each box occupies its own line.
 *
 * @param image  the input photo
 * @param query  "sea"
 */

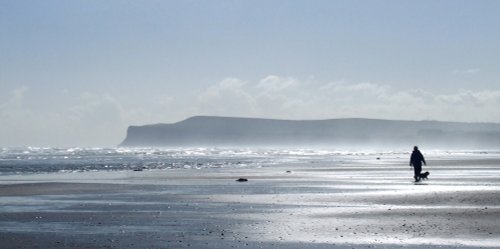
xmin=1 ymin=147 xmax=499 ymax=175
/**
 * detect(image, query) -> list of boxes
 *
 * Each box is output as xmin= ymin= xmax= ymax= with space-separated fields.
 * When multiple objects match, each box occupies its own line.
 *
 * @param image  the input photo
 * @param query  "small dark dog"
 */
xmin=418 ymin=171 xmax=430 ymax=180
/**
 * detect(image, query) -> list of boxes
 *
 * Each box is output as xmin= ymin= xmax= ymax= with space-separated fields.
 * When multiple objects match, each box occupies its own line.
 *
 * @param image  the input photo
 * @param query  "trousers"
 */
xmin=413 ymin=164 xmax=422 ymax=178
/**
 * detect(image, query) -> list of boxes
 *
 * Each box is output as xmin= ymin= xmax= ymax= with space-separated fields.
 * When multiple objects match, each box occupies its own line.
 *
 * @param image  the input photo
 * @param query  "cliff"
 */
xmin=119 ymin=116 xmax=500 ymax=148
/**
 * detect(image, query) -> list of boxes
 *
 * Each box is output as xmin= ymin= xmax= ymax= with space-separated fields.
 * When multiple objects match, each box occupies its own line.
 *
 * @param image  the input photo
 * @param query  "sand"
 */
xmin=0 ymin=154 xmax=499 ymax=248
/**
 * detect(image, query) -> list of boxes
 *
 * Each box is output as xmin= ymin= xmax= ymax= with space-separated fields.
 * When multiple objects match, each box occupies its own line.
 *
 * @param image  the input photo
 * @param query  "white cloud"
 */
xmin=153 ymin=95 xmax=174 ymax=106
xmin=0 ymin=86 xmax=29 ymax=110
xmin=69 ymin=92 xmax=124 ymax=124
xmin=465 ymin=68 xmax=480 ymax=74
xmin=0 ymin=88 xmax=128 ymax=147
xmin=0 ymin=87 xmax=67 ymax=146
xmin=197 ymin=78 xmax=258 ymax=116
xmin=196 ymin=76 xmax=500 ymax=123
xmin=2 ymin=77 xmax=499 ymax=146
xmin=256 ymin=75 xmax=297 ymax=93
xmin=453 ymin=68 xmax=481 ymax=75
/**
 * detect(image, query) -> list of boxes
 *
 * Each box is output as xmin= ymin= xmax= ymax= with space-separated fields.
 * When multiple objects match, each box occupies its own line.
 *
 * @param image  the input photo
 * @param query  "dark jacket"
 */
xmin=410 ymin=150 xmax=426 ymax=167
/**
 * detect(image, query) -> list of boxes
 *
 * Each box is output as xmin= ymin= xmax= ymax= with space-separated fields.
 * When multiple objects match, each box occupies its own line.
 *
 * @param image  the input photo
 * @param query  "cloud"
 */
xmin=153 ymin=95 xmax=174 ymax=106
xmin=256 ymin=75 xmax=297 ymax=93
xmin=465 ymin=68 xmax=480 ymax=74
xmin=69 ymin=92 xmax=124 ymax=126
xmin=0 ymin=88 xmax=128 ymax=147
xmin=0 ymin=85 xmax=193 ymax=146
xmin=453 ymin=68 xmax=481 ymax=75
xmin=196 ymin=76 xmax=500 ymax=123
xmin=197 ymin=78 xmax=258 ymax=116
xmin=0 ymin=87 xmax=67 ymax=146
xmin=2 ymin=77 xmax=499 ymax=147
xmin=0 ymin=86 xmax=29 ymax=110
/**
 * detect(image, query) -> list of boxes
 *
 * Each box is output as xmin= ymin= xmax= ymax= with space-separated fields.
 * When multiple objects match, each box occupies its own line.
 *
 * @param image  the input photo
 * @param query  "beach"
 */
xmin=1 ymin=152 xmax=499 ymax=248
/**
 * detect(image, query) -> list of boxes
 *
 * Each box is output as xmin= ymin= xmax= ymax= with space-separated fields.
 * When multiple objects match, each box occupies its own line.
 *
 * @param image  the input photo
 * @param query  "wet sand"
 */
xmin=1 ymin=155 xmax=499 ymax=248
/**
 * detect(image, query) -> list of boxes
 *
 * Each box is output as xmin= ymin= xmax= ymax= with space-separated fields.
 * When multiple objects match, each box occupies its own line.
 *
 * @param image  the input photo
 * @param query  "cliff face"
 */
xmin=119 ymin=116 xmax=500 ymax=148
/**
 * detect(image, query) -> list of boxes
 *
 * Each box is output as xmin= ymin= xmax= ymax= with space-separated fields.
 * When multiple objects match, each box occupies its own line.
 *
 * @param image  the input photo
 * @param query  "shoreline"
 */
xmin=1 ymin=156 xmax=499 ymax=248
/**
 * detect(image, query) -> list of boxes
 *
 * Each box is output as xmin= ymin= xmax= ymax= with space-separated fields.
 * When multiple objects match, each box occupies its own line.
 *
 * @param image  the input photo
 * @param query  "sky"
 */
xmin=1 ymin=0 xmax=500 ymax=147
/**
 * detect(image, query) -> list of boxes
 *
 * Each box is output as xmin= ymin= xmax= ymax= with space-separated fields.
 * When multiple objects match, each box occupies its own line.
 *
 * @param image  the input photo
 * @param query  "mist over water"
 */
xmin=1 ymin=147 xmax=499 ymax=175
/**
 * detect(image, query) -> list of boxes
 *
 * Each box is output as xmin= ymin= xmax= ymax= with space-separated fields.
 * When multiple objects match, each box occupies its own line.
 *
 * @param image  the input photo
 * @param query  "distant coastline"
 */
xmin=120 ymin=116 xmax=500 ymax=148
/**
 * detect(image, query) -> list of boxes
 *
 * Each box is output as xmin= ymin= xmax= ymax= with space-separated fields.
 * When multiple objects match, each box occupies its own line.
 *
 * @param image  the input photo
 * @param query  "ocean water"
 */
xmin=1 ymin=147 xmax=499 ymax=175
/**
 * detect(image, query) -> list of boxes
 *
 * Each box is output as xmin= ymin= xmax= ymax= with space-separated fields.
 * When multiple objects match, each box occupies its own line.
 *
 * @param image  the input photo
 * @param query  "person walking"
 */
xmin=410 ymin=146 xmax=426 ymax=182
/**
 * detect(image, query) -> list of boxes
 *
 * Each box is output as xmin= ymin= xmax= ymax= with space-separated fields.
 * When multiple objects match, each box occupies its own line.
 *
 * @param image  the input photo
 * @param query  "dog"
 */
xmin=418 ymin=171 xmax=430 ymax=180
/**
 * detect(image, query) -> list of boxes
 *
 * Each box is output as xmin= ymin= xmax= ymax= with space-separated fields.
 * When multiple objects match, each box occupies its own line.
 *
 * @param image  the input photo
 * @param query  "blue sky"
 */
xmin=1 ymin=0 xmax=500 ymax=146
